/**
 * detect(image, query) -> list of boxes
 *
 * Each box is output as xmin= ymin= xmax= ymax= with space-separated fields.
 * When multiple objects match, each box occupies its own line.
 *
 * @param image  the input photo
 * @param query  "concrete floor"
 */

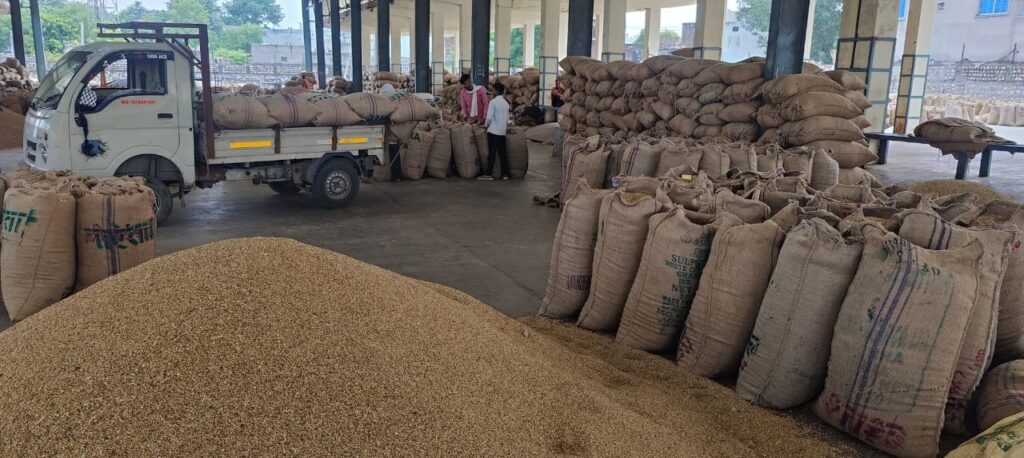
xmin=0 ymin=138 xmax=1021 ymax=331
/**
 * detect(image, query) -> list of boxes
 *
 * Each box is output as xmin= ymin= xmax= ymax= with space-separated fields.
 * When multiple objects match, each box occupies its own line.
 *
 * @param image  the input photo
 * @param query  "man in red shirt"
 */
xmin=459 ymin=74 xmax=489 ymax=124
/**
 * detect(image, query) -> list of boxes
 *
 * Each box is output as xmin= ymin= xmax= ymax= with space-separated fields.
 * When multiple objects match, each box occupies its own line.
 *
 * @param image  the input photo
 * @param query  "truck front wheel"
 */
xmin=146 ymin=179 xmax=174 ymax=224
xmin=311 ymin=160 xmax=359 ymax=208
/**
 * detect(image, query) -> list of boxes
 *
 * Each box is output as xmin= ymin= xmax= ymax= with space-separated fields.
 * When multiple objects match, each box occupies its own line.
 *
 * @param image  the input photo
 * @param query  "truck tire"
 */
xmin=147 ymin=178 xmax=174 ymax=224
xmin=269 ymin=182 xmax=302 ymax=195
xmin=311 ymin=160 xmax=359 ymax=209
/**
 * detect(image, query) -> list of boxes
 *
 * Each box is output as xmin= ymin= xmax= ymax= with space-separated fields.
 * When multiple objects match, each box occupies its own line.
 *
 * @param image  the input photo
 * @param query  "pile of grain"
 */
xmin=910 ymin=179 xmax=1011 ymax=203
xmin=0 ymin=106 xmax=25 ymax=149
xmin=0 ymin=237 xmax=846 ymax=456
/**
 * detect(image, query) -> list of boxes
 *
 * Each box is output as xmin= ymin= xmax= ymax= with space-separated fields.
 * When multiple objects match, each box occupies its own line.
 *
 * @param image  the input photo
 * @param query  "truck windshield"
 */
xmin=31 ymin=51 xmax=91 ymax=111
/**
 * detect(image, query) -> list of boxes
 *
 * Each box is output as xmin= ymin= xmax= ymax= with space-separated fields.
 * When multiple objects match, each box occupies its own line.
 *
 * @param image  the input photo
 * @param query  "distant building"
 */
xmin=897 ymin=0 xmax=1024 ymax=62
xmin=251 ymin=28 xmax=353 ymax=78
xmin=722 ymin=9 xmax=765 ymax=62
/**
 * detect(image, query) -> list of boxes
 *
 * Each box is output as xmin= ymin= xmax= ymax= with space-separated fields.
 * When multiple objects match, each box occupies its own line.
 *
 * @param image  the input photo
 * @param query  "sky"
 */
xmin=134 ymin=0 xmax=740 ymax=32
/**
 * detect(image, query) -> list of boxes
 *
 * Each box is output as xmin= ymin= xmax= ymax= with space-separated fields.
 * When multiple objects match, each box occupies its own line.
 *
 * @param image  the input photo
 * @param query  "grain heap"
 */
xmin=0 ymin=105 xmax=25 ymax=149
xmin=541 ymin=164 xmax=1024 ymax=456
xmin=0 ymin=237 xmax=851 ymax=456
xmin=556 ymin=56 xmax=879 ymax=187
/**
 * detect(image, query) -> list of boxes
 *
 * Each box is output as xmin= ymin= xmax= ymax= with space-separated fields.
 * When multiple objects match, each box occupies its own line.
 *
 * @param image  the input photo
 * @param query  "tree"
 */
xmin=510 ymin=28 xmax=524 ymax=69
xmin=222 ymin=0 xmax=283 ymax=26
xmin=118 ymin=1 xmax=159 ymax=22
xmin=213 ymin=24 xmax=263 ymax=53
xmin=736 ymin=0 xmax=843 ymax=64
xmin=164 ymin=0 xmax=210 ymax=24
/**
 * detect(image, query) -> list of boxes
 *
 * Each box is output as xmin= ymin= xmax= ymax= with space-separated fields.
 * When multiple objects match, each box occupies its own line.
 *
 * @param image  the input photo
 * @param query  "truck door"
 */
xmin=69 ymin=50 xmax=180 ymax=173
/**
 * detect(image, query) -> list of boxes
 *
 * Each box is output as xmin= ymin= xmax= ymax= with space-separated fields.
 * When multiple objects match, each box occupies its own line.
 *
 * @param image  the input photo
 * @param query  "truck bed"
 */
xmin=209 ymin=125 xmax=386 ymax=165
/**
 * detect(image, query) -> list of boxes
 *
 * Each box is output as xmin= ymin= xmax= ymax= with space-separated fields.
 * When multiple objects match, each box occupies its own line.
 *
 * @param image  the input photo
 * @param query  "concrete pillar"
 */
xmin=9 ymin=0 xmax=25 ymax=68
xmin=765 ymin=0 xmax=811 ymax=79
xmin=471 ymin=0 xmax=490 ymax=85
xmin=541 ymin=0 xmax=561 ymax=108
xmin=415 ymin=1 xmax=430 ymax=92
xmin=694 ymin=0 xmax=725 ymax=60
xmin=377 ymin=0 xmax=391 ymax=72
xmin=601 ymin=0 xmax=626 ymax=62
xmin=494 ymin=0 xmax=513 ymax=75
xmin=314 ymin=0 xmax=327 ymax=86
xmin=302 ymin=0 xmax=313 ymax=72
xmin=893 ymin=0 xmax=936 ymax=133
xmin=835 ymin=0 xmax=900 ymax=132
xmin=391 ymin=20 xmax=403 ymax=73
xmin=459 ymin=3 xmax=472 ymax=74
xmin=350 ymin=0 xmax=363 ymax=90
xmin=28 ymin=0 xmax=44 ymax=75
xmin=804 ymin=0 xmax=816 ymax=60
xmin=408 ymin=17 xmax=416 ymax=71
xmin=362 ymin=19 xmax=374 ymax=73
xmin=644 ymin=7 xmax=661 ymax=59
xmin=592 ymin=14 xmax=602 ymax=59
xmin=523 ymin=22 xmax=537 ymax=67
xmin=431 ymin=12 xmax=446 ymax=94
xmin=567 ymin=0 xmax=594 ymax=57
xmin=330 ymin=0 xmax=342 ymax=76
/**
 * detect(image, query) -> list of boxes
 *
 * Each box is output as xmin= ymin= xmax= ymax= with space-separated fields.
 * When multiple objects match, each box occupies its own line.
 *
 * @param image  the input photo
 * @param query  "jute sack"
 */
xmin=807 ymin=140 xmax=878 ymax=168
xmin=810 ymin=147 xmax=840 ymax=190
xmin=425 ymin=127 xmax=452 ymax=178
xmin=619 ymin=139 xmax=663 ymax=177
xmin=722 ymin=78 xmax=765 ymax=105
xmin=720 ymin=143 xmax=757 ymax=171
xmin=2 ymin=186 xmax=76 ymax=320
xmin=75 ymin=178 xmax=157 ymax=291
xmin=450 ymin=123 xmax=479 ymax=178
xmin=778 ymin=92 xmax=863 ymax=121
xmin=955 ymin=200 xmax=1024 ymax=362
xmin=736 ymin=219 xmax=863 ymax=409
xmin=759 ymin=74 xmax=846 ymax=105
xmin=713 ymin=188 xmax=770 ymax=224
xmin=577 ymin=189 xmax=668 ymax=332
xmin=719 ymin=102 xmax=760 ymax=123
xmin=947 ymin=411 xmax=1024 ymax=457
xmin=399 ymin=130 xmax=435 ymax=180
xmin=538 ymin=180 xmax=614 ymax=318
xmin=616 ymin=209 xmax=743 ymax=352
xmin=308 ymin=93 xmax=364 ymax=127
xmin=823 ymin=70 xmax=867 ymax=90
xmin=756 ymin=104 xmax=785 ymax=128
xmin=815 ymin=228 xmax=989 ymax=457
xmin=721 ymin=123 xmax=759 ymax=142
xmin=897 ymin=209 xmax=1016 ymax=435
xmin=260 ymin=93 xmax=320 ymax=127
xmin=780 ymin=116 xmax=866 ymax=146
xmin=655 ymin=142 xmax=702 ymax=177
xmin=846 ymin=90 xmax=872 ymax=110
xmin=561 ymin=136 xmax=610 ymax=204
xmin=975 ymin=361 xmax=1024 ymax=433
xmin=212 ymin=93 xmax=277 ymax=129
xmin=344 ymin=93 xmax=398 ymax=121
xmin=506 ymin=128 xmax=529 ymax=178
xmin=698 ymin=146 xmax=732 ymax=177
xmin=677 ymin=219 xmax=786 ymax=378
xmin=472 ymin=126 xmax=495 ymax=176
xmin=838 ymin=167 xmax=882 ymax=187
xmin=662 ymin=169 xmax=714 ymax=212
xmin=389 ymin=93 xmax=439 ymax=123
xmin=668 ymin=114 xmax=698 ymax=137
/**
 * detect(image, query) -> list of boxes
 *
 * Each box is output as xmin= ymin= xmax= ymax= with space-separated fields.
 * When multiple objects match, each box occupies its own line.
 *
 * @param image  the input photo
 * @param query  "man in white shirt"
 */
xmin=478 ymin=82 xmax=511 ymax=181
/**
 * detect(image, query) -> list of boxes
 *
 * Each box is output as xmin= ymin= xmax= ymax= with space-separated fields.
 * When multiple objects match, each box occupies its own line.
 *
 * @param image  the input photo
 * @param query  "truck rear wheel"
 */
xmin=268 ymin=182 xmax=302 ymax=195
xmin=311 ymin=160 xmax=359 ymax=208
xmin=146 ymin=179 xmax=174 ymax=224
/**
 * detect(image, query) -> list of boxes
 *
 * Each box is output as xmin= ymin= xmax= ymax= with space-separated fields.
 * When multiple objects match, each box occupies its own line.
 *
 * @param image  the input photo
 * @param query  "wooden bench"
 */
xmin=865 ymin=132 xmax=1024 ymax=180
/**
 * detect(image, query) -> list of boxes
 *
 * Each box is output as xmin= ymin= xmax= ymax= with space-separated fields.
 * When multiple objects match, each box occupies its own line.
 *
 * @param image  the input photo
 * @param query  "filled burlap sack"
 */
xmin=390 ymin=94 xmax=439 ymax=123
xmin=653 ymin=143 xmax=702 ymax=177
xmin=954 ymin=200 xmax=1024 ymax=363
xmin=720 ymin=143 xmax=757 ymax=171
xmin=760 ymin=74 xmax=845 ymax=105
xmin=539 ymin=180 xmax=614 ymax=318
xmin=806 ymin=140 xmax=878 ymax=168
xmin=425 ymin=126 xmax=452 ymax=178
xmin=720 ymin=122 xmax=759 ymax=142
xmin=661 ymin=169 xmax=714 ymax=212
xmin=616 ymin=209 xmax=743 ymax=352
xmin=213 ymin=93 xmax=277 ymax=129
xmin=780 ymin=116 xmax=866 ymax=146
xmin=668 ymin=114 xmax=698 ymax=137
xmin=758 ymin=128 xmax=783 ymax=145
xmin=697 ymin=146 xmax=732 ymax=177
xmin=674 ymin=97 xmax=702 ymax=118
xmin=845 ymin=90 xmax=872 ymax=110
xmin=756 ymin=104 xmax=785 ymax=128
xmin=897 ymin=209 xmax=1016 ymax=435
xmin=778 ymin=92 xmax=864 ymax=121
xmin=561 ymin=136 xmax=610 ymax=204
xmin=722 ymin=78 xmax=765 ymax=105
xmin=2 ymin=186 xmax=76 ymax=321
xmin=697 ymin=104 xmax=726 ymax=126
xmin=696 ymin=83 xmax=727 ymax=105
xmin=719 ymin=102 xmax=760 ymax=123
xmin=506 ymin=128 xmax=529 ymax=179
xmin=947 ymin=411 xmax=1024 ymax=457
xmin=619 ymin=139 xmax=663 ymax=177
xmin=344 ymin=93 xmax=398 ymax=121
xmin=717 ymin=62 xmax=765 ymax=85
xmin=308 ymin=93 xmax=363 ymax=127
xmin=713 ymin=188 xmax=770 ymax=224
xmin=399 ymin=130 xmax=435 ymax=180
xmin=450 ymin=123 xmax=479 ymax=178
xmin=677 ymin=219 xmax=786 ymax=378
xmin=815 ymin=227 xmax=991 ymax=457
xmin=577 ymin=189 xmax=669 ymax=332
xmin=75 ymin=178 xmax=157 ymax=291
xmin=736 ymin=219 xmax=863 ymax=409
xmin=823 ymin=70 xmax=867 ymax=90
xmin=259 ymin=93 xmax=320 ymax=127
xmin=809 ymin=147 xmax=840 ymax=190
xmin=471 ymin=126 xmax=500 ymax=177
xmin=975 ymin=360 xmax=1024 ymax=432
xmin=914 ymin=117 xmax=1013 ymax=155
xmin=838 ymin=167 xmax=882 ymax=187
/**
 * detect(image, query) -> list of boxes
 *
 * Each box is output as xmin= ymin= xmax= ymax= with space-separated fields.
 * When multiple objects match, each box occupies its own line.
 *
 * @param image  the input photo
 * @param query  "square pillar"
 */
xmin=541 ymin=0 xmax=561 ymax=108
xmin=431 ymin=12 xmax=445 ymax=94
xmin=471 ymin=0 xmax=490 ymax=85
xmin=644 ymin=7 xmax=661 ymax=58
xmin=494 ymin=0 xmax=513 ymax=75
xmin=601 ymin=0 xmax=626 ymax=62
xmin=314 ymin=0 xmax=328 ymax=87
xmin=390 ymin=21 xmax=403 ymax=73
xmin=349 ymin=0 xmax=363 ymax=90
xmin=765 ymin=0 xmax=811 ymax=79
xmin=408 ymin=17 xmax=417 ymax=72
xmin=459 ymin=3 xmax=472 ymax=74
xmin=567 ymin=0 xmax=593 ymax=57
xmin=524 ymin=22 xmax=537 ymax=67
xmin=694 ymin=0 xmax=725 ymax=60
xmin=893 ymin=0 xmax=936 ymax=133
xmin=9 ymin=0 xmax=26 ymax=68
xmin=558 ymin=11 xmax=569 ymax=61
xmin=377 ymin=0 xmax=391 ymax=72
xmin=835 ymin=0 xmax=899 ymax=132
xmin=804 ymin=0 xmax=817 ymax=60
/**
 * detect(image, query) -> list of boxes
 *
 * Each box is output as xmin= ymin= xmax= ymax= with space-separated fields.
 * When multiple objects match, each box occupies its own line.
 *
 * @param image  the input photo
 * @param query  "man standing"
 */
xmin=478 ymin=83 xmax=510 ymax=181
xmin=459 ymin=74 xmax=489 ymax=124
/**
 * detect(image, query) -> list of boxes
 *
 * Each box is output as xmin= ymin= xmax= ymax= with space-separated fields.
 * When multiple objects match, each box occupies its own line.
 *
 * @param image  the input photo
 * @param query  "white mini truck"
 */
xmin=22 ymin=22 xmax=386 ymax=222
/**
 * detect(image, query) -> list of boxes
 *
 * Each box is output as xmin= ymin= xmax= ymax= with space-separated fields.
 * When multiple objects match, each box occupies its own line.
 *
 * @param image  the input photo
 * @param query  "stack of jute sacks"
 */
xmin=541 ymin=133 xmax=1024 ymax=456
xmin=0 ymin=57 xmax=31 ymax=90
xmin=557 ymin=56 xmax=879 ymax=186
xmin=373 ymin=71 xmax=414 ymax=92
xmin=387 ymin=120 xmax=530 ymax=181
xmin=496 ymin=68 xmax=542 ymax=125
xmin=327 ymin=76 xmax=352 ymax=95
xmin=0 ymin=169 xmax=157 ymax=322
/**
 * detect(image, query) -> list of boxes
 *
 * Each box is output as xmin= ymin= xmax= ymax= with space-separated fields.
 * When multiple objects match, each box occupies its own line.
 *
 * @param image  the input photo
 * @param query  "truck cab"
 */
xmin=23 ymin=22 xmax=385 ymax=223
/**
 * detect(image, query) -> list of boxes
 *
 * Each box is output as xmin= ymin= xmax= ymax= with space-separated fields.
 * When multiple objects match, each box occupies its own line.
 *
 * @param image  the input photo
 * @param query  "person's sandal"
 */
xmin=476 ymin=175 xmax=494 ymax=181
